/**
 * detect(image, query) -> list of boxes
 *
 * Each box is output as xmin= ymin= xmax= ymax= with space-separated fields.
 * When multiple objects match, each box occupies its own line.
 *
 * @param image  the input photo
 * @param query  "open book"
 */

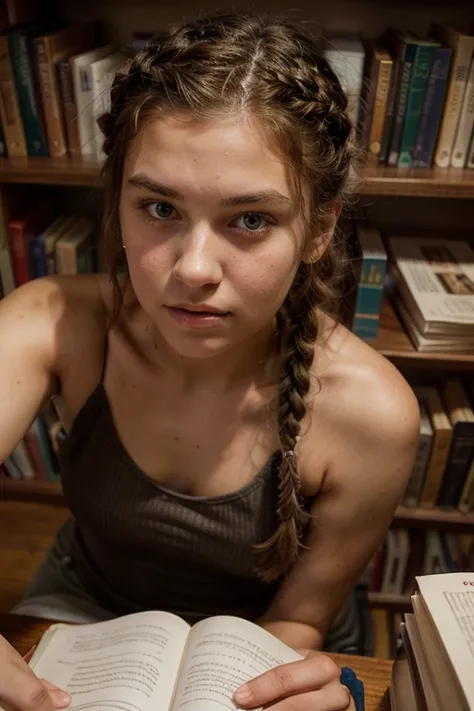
xmin=28 ymin=611 xmax=303 ymax=711
xmin=391 ymin=572 xmax=474 ymax=711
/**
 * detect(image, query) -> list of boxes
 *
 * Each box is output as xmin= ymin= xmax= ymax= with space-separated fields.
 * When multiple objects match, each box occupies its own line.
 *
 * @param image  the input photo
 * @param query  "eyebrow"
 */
xmin=127 ymin=174 xmax=292 ymax=208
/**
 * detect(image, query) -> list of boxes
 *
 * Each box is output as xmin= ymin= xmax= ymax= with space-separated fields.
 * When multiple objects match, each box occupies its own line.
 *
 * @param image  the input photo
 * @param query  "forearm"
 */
xmin=258 ymin=618 xmax=324 ymax=651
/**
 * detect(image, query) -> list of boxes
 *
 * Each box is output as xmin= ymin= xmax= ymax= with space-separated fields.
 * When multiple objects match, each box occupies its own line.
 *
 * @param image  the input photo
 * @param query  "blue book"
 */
xmin=352 ymin=226 xmax=387 ymax=342
xmin=413 ymin=46 xmax=453 ymax=168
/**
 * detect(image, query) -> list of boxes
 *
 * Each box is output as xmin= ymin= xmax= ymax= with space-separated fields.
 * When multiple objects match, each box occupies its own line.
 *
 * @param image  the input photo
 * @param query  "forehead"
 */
xmin=123 ymin=112 xmax=293 ymax=196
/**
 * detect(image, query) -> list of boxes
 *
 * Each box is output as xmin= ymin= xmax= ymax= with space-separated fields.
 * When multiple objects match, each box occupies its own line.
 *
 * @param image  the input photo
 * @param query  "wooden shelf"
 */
xmin=0 ymin=157 xmax=102 ymax=187
xmin=368 ymin=592 xmax=412 ymax=612
xmin=371 ymin=300 xmax=474 ymax=368
xmin=360 ymin=163 xmax=474 ymax=199
xmin=0 ymin=479 xmax=63 ymax=505
xmin=1 ymin=157 xmax=474 ymax=197
xmin=394 ymin=505 xmax=474 ymax=530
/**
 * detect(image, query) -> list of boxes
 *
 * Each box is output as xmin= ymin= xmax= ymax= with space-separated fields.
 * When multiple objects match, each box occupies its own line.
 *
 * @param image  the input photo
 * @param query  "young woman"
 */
xmin=0 ymin=11 xmax=419 ymax=711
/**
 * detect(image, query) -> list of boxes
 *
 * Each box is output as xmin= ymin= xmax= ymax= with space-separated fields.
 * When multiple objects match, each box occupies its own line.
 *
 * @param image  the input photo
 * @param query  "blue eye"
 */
xmin=233 ymin=213 xmax=272 ymax=232
xmin=145 ymin=201 xmax=177 ymax=220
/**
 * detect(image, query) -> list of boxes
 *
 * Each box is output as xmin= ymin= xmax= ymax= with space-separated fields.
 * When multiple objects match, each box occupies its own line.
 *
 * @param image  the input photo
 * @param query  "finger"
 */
xmin=40 ymin=681 xmax=71 ymax=709
xmin=0 ymin=665 xmax=54 ymax=711
xmin=233 ymin=654 xmax=340 ymax=708
xmin=264 ymin=680 xmax=353 ymax=711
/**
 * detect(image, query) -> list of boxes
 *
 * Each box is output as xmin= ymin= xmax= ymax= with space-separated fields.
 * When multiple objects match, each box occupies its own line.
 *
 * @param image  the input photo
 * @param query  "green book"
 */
xmin=398 ymin=35 xmax=440 ymax=168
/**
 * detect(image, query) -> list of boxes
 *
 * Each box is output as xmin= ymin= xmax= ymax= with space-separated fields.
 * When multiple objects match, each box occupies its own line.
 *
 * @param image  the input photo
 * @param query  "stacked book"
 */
xmin=325 ymin=24 xmax=474 ymax=169
xmin=387 ymin=237 xmax=474 ymax=353
xmin=390 ymin=572 xmax=474 ymax=711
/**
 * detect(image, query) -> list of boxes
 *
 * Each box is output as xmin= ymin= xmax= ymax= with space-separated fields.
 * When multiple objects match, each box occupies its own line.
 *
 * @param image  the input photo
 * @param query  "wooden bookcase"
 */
xmin=2 ymin=0 xmax=474 ymax=615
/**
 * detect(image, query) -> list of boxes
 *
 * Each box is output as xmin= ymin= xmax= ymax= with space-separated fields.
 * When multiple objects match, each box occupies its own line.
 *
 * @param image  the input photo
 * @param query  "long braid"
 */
xmin=254 ymin=263 xmax=320 ymax=581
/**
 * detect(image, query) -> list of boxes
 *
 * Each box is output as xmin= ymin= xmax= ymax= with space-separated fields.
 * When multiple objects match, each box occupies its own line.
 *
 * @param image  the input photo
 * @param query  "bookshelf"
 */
xmin=3 ymin=157 xmax=474 ymax=199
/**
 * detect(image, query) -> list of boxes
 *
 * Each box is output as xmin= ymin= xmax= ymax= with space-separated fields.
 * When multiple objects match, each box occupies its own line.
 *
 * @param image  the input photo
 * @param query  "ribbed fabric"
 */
xmin=58 ymin=384 xmax=281 ymax=623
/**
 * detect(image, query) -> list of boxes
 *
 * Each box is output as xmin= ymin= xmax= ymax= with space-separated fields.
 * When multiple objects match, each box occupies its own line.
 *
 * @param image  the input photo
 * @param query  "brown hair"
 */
xmin=99 ymin=11 xmax=353 ymax=581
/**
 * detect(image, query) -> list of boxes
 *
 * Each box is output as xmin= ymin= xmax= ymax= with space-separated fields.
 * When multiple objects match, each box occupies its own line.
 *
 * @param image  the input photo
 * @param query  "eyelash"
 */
xmin=137 ymin=200 xmax=276 ymax=235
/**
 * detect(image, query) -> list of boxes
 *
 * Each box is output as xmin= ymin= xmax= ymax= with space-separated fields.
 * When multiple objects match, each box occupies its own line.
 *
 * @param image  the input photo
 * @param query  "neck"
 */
xmin=149 ymin=323 xmax=279 ymax=392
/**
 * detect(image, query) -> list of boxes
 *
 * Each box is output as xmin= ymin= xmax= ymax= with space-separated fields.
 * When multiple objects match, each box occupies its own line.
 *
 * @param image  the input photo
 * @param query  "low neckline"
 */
xmin=62 ymin=381 xmax=280 ymax=505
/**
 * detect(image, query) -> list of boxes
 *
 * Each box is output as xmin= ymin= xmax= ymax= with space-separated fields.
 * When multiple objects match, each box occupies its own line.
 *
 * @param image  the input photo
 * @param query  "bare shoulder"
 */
xmin=0 ymin=274 xmax=110 ymax=380
xmin=300 ymin=313 xmax=420 ymax=492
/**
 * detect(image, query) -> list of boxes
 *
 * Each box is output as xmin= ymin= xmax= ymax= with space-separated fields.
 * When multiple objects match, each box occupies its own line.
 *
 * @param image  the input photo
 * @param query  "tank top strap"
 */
xmin=100 ymin=328 xmax=110 ymax=383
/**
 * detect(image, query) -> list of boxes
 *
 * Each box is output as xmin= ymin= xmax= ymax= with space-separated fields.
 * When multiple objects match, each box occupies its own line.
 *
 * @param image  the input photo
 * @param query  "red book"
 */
xmin=8 ymin=205 xmax=53 ymax=286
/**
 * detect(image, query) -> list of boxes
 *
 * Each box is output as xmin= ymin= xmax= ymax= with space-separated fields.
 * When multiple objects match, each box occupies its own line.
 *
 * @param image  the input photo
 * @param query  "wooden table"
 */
xmin=1 ymin=613 xmax=392 ymax=710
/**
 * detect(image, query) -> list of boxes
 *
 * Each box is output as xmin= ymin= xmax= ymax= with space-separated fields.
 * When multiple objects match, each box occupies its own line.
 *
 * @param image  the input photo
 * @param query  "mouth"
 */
xmin=164 ymin=305 xmax=230 ymax=328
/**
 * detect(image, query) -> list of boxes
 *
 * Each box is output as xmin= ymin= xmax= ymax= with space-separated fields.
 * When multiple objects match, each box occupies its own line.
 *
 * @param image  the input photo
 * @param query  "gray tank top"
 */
xmin=58 ymin=382 xmax=291 ymax=623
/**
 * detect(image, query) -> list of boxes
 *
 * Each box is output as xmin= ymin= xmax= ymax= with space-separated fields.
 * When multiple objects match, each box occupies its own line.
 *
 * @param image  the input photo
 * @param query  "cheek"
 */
xmin=233 ymin=243 xmax=298 ymax=306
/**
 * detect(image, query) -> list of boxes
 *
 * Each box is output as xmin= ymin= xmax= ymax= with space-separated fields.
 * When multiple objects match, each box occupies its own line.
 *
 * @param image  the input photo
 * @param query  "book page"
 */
xmin=171 ymin=615 xmax=303 ymax=711
xmin=416 ymin=572 xmax=474 ymax=706
xmin=29 ymin=610 xmax=190 ymax=711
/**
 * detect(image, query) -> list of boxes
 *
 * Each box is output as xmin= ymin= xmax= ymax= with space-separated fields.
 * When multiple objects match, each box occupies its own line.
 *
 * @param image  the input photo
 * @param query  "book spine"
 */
xmin=58 ymin=58 xmax=81 ymax=157
xmin=419 ymin=427 xmax=452 ymax=508
xmin=434 ymin=36 xmax=474 ymax=168
xmin=8 ymin=221 xmax=30 ymax=285
xmin=398 ymin=45 xmax=436 ymax=167
xmin=387 ymin=54 xmax=414 ymax=166
xmin=467 ymin=128 xmax=474 ymax=169
xmin=458 ymin=457 xmax=474 ymax=512
xmin=379 ymin=60 xmax=401 ymax=164
xmin=30 ymin=233 xmax=47 ymax=278
xmin=24 ymin=420 xmax=49 ymax=482
xmin=76 ymin=64 xmax=96 ymax=157
xmin=403 ymin=431 xmax=432 ymax=507
xmin=0 ymin=34 xmax=27 ymax=156
xmin=356 ymin=46 xmax=378 ymax=152
xmin=35 ymin=35 xmax=67 ymax=157
xmin=413 ymin=47 xmax=452 ymax=168
xmin=437 ymin=423 xmax=474 ymax=508
xmin=9 ymin=32 xmax=48 ymax=157
xmin=451 ymin=56 xmax=474 ymax=167
xmin=367 ymin=58 xmax=392 ymax=160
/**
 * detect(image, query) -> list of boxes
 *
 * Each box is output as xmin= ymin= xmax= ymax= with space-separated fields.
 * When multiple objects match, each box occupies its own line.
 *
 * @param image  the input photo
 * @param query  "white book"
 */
xmin=451 ymin=56 xmax=474 ymax=167
xmin=324 ymin=34 xmax=365 ymax=129
xmin=413 ymin=572 xmax=474 ymax=711
xmin=3 ymin=456 xmax=21 ymax=479
xmin=10 ymin=440 xmax=35 ymax=480
xmin=90 ymin=51 xmax=124 ymax=162
xmin=28 ymin=611 xmax=302 ymax=711
xmin=404 ymin=613 xmax=443 ymax=711
xmin=431 ymin=25 xmax=474 ymax=168
xmin=71 ymin=44 xmax=114 ymax=157
xmin=389 ymin=237 xmax=474 ymax=335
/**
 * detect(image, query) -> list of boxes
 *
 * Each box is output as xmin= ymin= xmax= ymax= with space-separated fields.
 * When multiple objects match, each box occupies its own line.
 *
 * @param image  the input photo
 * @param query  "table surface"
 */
xmin=1 ymin=613 xmax=392 ymax=711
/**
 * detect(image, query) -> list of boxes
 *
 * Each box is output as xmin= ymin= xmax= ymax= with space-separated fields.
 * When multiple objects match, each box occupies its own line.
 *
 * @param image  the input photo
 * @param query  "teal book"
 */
xmin=8 ymin=23 xmax=50 ymax=157
xmin=398 ymin=36 xmax=440 ymax=168
xmin=352 ymin=226 xmax=387 ymax=341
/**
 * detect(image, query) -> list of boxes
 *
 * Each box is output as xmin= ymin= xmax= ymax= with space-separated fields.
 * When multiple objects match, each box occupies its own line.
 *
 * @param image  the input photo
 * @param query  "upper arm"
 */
xmin=0 ymin=279 xmax=65 ymax=461
xmin=261 ymin=360 xmax=420 ymax=644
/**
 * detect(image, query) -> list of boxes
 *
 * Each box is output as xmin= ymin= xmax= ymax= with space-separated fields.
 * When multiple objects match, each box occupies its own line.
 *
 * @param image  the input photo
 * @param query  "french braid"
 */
xmin=98 ymin=12 xmax=353 ymax=580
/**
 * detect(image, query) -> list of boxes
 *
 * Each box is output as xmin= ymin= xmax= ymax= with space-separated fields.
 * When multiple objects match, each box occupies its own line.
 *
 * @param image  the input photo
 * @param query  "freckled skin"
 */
xmin=120 ymin=115 xmax=306 ymax=363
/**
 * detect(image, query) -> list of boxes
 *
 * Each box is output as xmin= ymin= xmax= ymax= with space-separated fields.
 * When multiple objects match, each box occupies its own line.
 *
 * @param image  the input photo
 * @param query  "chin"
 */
xmin=164 ymin=332 xmax=235 ymax=360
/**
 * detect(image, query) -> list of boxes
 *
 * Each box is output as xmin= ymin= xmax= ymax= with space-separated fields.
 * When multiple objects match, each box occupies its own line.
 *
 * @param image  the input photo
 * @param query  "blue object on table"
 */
xmin=340 ymin=666 xmax=364 ymax=711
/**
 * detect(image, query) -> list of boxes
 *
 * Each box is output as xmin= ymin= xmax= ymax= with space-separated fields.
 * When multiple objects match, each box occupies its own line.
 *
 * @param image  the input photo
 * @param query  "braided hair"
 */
xmin=99 ymin=12 xmax=353 ymax=582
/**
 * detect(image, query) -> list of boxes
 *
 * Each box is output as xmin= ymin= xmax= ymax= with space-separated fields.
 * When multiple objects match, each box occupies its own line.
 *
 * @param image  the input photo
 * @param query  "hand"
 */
xmin=233 ymin=649 xmax=355 ymax=710
xmin=0 ymin=635 xmax=70 ymax=711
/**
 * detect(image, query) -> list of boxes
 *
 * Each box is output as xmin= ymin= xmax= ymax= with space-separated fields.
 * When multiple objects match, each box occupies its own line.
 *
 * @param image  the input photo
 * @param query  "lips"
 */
xmin=164 ymin=305 xmax=229 ymax=328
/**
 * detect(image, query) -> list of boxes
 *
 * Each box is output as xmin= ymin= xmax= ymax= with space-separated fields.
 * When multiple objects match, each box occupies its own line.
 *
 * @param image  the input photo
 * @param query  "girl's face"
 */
xmin=120 ymin=114 xmax=307 ymax=360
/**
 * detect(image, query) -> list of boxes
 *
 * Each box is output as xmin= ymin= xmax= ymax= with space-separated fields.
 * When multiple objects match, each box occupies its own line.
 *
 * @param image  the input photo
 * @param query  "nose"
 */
xmin=172 ymin=225 xmax=223 ymax=288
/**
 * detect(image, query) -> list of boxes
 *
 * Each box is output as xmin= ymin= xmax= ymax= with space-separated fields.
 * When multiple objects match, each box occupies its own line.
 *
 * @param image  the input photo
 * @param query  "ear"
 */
xmin=301 ymin=199 xmax=342 ymax=264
